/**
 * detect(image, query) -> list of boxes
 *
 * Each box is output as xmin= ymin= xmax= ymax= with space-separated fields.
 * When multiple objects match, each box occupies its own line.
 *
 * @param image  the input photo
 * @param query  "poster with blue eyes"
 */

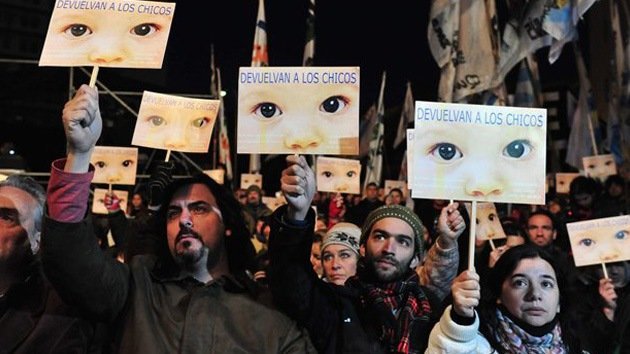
xmin=567 ymin=215 xmax=630 ymax=267
xmin=582 ymin=154 xmax=617 ymax=183
xmin=237 ymin=67 xmax=360 ymax=155
xmin=90 ymin=146 xmax=138 ymax=185
xmin=132 ymin=91 xmax=219 ymax=153
xmin=92 ymin=188 xmax=128 ymax=215
xmin=316 ymin=156 xmax=361 ymax=195
xmin=39 ymin=0 xmax=175 ymax=68
xmin=411 ymin=101 xmax=547 ymax=204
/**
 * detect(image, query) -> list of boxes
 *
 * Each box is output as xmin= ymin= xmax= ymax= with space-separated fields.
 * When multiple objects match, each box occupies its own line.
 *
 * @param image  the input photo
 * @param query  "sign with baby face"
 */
xmin=90 ymin=146 xmax=138 ymax=185
xmin=555 ymin=173 xmax=580 ymax=194
xmin=567 ymin=215 xmax=630 ymax=267
xmin=316 ymin=156 xmax=361 ymax=195
xmin=582 ymin=154 xmax=617 ymax=182
xmin=204 ymin=169 xmax=225 ymax=185
xmin=40 ymin=0 xmax=175 ymax=68
xmin=241 ymin=173 xmax=262 ymax=190
xmin=237 ymin=67 xmax=360 ymax=155
xmin=384 ymin=180 xmax=407 ymax=198
xmin=411 ymin=101 xmax=547 ymax=204
xmin=132 ymin=91 xmax=219 ymax=153
xmin=262 ymin=196 xmax=286 ymax=211
xmin=92 ymin=188 xmax=128 ymax=215
xmin=464 ymin=202 xmax=506 ymax=241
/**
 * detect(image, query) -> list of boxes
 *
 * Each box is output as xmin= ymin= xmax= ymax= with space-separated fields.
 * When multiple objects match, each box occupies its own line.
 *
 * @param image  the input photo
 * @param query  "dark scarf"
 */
xmin=351 ymin=270 xmax=432 ymax=354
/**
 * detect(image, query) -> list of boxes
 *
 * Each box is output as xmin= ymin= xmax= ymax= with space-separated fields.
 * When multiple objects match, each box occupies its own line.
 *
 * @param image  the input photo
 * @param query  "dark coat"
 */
xmin=267 ymin=206 xmax=440 ymax=354
xmin=41 ymin=216 xmax=315 ymax=354
xmin=0 ymin=264 xmax=104 ymax=354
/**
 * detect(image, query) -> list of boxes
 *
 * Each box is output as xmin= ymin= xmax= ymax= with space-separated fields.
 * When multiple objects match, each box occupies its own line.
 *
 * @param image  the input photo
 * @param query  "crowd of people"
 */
xmin=0 ymin=85 xmax=629 ymax=353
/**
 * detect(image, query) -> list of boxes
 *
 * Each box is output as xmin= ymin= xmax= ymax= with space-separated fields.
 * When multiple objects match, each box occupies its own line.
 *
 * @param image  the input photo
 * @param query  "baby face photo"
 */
xmin=406 ymin=129 xmax=414 ymax=190
xmin=568 ymin=215 xmax=630 ymax=267
xmin=132 ymin=91 xmax=219 ymax=153
xmin=582 ymin=154 xmax=617 ymax=182
xmin=237 ymin=67 xmax=360 ymax=155
xmin=92 ymin=188 xmax=128 ymax=215
xmin=241 ymin=173 xmax=262 ymax=190
xmin=465 ymin=202 xmax=507 ymax=241
xmin=39 ymin=0 xmax=175 ymax=68
xmin=384 ymin=180 xmax=407 ymax=198
xmin=90 ymin=146 xmax=138 ymax=185
xmin=411 ymin=101 xmax=547 ymax=204
xmin=204 ymin=169 xmax=225 ymax=185
xmin=316 ymin=156 xmax=361 ymax=195
xmin=262 ymin=196 xmax=285 ymax=211
xmin=555 ymin=173 xmax=580 ymax=194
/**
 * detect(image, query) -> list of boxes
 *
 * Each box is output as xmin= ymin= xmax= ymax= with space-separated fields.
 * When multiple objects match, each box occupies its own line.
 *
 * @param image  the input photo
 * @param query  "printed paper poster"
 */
xmin=464 ymin=202 xmax=507 ymax=241
xmin=92 ymin=188 xmax=128 ymax=215
xmin=262 ymin=196 xmax=286 ymax=211
xmin=204 ymin=169 xmax=225 ymax=185
xmin=90 ymin=146 xmax=138 ymax=185
xmin=411 ymin=101 xmax=547 ymax=204
xmin=40 ymin=0 xmax=175 ymax=68
xmin=567 ymin=215 xmax=630 ymax=267
xmin=582 ymin=154 xmax=617 ymax=182
xmin=132 ymin=91 xmax=219 ymax=152
xmin=241 ymin=173 xmax=262 ymax=190
xmin=406 ymin=129 xmax=414 ymax=189
xmin=238 ymin=67 xmax=360 ymax=155
xmin=555 ymin=173 xmax=580 ymax=194
xmin=384 ymin=180 xmax=407 ymax=198
xmin=316 ymin=156 xmax=361 ymax=195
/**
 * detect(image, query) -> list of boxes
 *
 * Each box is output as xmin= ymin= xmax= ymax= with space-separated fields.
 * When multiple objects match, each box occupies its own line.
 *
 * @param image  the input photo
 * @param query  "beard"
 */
xmin=365 ymin=253 xmax=412 ymax=283
xmin=173 ymin=229 xmax=222 ymax=273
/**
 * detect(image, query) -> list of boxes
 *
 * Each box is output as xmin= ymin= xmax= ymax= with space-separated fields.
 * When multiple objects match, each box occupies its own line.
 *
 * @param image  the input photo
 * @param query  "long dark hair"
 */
xmin=478 ymin=244 xmax=583 ymax=353
xmin=153 ymin=173 xmax=256 ymax=276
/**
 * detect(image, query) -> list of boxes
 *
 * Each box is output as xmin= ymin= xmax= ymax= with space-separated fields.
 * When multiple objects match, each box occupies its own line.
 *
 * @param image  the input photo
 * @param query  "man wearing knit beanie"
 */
xmin=268 ymin=155 xmax=466 ymax=354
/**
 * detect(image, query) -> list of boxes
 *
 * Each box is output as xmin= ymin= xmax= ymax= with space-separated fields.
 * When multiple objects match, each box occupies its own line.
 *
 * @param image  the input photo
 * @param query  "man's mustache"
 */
xmin=374 ymin=254 xmax=399 ymax=266
xmin=175 ymin=227 xmax=202 ymax=244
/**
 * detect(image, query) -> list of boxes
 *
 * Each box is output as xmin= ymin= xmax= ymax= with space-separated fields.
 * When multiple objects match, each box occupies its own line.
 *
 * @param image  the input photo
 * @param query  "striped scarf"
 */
xmin=493 ymin=308 xmax=567 ymax=354
xmin=360 ymin=272 xmax=432 ymax=354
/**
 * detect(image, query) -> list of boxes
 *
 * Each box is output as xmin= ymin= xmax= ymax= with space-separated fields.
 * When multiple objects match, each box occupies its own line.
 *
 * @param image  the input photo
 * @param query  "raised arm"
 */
xmin=41 ymin=85 xmax=129 ymax=322
xmin=418 ymin=202 xmax=465 ymax=301
xmin=268 ymin=155 xmax=340 ymax=352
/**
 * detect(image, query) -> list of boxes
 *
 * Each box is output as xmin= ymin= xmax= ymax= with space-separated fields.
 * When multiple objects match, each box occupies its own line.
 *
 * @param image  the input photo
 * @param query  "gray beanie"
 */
xmin=321 ymin=222 xmax=361 ymax=256
xmin=360 ymin=205 xmax=425 ymax=256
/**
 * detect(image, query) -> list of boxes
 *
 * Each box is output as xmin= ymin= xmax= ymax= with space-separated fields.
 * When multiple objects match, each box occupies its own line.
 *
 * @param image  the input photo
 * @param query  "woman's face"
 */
xmin=413 ymin=115 xmax=545 ymax=204
xmin=41 ymin=4 xmax=174 ymax=67
xmin=131 ymin=193 xmax=143 ymax=208
xmin=500 ymin=257 xmax=560 ymax=327
xmin=238 ymin=68 xmax=359 ymax=155
xmin=90 ymin=147 xmax=138 ymax=185
xmin=322 ymin=244 xmax=358 ymax=285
